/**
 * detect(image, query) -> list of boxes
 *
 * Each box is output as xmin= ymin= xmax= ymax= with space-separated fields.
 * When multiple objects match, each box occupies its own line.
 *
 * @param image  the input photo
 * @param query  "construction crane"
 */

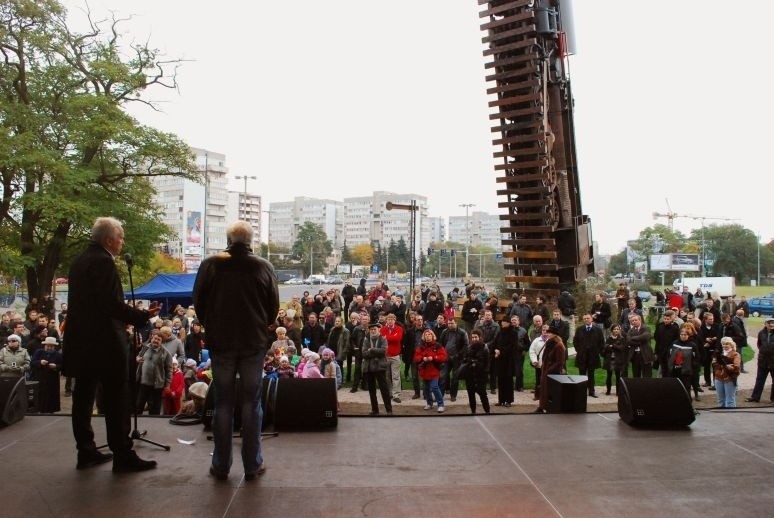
xmin=652 ymin=198 xmax=738 ymax=275
xmin=653 ymin=199 xmax=738 ymax=230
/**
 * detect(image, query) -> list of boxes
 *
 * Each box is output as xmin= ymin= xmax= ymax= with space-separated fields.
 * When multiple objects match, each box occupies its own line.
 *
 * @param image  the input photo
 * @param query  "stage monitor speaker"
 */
xmin=270 ymin=378 xmax=337 ymax=431
xmin=0 ymin=376 xmax=28 ymax=427
xmin=26 ymin=380 xmax=39 ymax=414
xmin=202 ymin=378 xmax=243 ymax=431
xmin=546 ymin=374 xmax=588 ymax=413
xmin=618 ymin=377 xmax=695 ymax=427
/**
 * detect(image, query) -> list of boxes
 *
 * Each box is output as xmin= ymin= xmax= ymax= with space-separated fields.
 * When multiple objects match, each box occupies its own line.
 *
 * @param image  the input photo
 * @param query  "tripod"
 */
xmin=126 ymin=254 xmax=170 ymax=452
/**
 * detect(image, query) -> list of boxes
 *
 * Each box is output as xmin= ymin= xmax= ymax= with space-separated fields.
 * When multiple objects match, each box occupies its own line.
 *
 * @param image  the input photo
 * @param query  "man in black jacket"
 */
xmin=438 ymin=319 xmax=469 ymax=400
xmin=341 ymin=280 xmax=356 ymax=320
xmin=574 ymin=314 xmax=605 ymax=396
xmin=301 ymin=313 xmax=326 ymax=352
xmin=697 ymin=312 xmax=721 ymax=388
xmin=654 ymin=310 xmax=681 ymax=377
xmin=746 ymin=317 xmax=774 ymax=403
xmin=193 ymin=220 xmax=279 ymax=481
xmin=64 ymin=217 xmax=159 ymax=473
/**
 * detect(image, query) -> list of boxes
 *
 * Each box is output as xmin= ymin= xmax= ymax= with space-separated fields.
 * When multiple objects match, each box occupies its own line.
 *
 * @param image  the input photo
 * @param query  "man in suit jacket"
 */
xmin=64 ymin=217 xmax=159 ymax=473
xmin=574 ymin=313 xmax=605 ymax=396
xmin=626 ymin=314 xmax=653 ymax=378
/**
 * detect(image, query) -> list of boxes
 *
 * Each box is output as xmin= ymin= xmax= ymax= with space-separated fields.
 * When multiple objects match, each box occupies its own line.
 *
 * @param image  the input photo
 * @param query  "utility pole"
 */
xmin=262 ymin=210 xmax=273 ymax=262
xmin=459 ymin=203 xmax=475 ymax=277
xmin=235 ymin=175 xmax=257 ymax=249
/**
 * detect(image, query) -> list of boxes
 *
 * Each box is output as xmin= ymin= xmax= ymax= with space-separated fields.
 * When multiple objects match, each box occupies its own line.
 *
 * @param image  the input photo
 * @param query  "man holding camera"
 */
xmin=0 ymin=334 xmax=30 ymax=378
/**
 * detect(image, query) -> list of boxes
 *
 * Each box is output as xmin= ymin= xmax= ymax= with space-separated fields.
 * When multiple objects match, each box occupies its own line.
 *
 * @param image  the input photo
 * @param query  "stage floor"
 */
xmin=2 ymin=409 xmax=774 ymax=517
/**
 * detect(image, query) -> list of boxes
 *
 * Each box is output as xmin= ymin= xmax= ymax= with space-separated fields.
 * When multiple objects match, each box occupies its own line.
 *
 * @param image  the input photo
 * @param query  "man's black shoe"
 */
xmin=349 ymin=388 xmax=358 ymax=393
xmin=112 ymin=452 xmax=157 ymax=473
xmin=708 ymin=386 xmax=716 ymax=391
xmin=411 ymin=393 xmax=420 ymax=400
xmin=209 ymin=465 xmax=228 ymax=481
xmin=244 ymin=463 xmax=266 ymax=481
xmin=76 ymin=450 xmax=113 ymax=470
xmin=589 ymin=393 xmax=599 ymax=398
xmin=745 ymin=398 xmax=759 ymax=403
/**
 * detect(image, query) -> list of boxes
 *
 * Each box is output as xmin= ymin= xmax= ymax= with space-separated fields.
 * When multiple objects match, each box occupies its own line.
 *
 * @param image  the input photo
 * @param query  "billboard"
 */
xmin=649 ymin=254 xmax=700 ymax=272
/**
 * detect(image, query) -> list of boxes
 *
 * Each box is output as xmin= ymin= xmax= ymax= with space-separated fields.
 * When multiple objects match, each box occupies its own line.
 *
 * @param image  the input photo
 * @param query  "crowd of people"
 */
xmin=3 ymin=279 xmax=774 ymax=418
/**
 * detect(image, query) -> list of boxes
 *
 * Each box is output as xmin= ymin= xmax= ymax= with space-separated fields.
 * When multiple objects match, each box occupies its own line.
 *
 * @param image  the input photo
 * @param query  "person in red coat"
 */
xmin=414 ymin=329 xmax=448 ymax=413
xmin=163 ymin=358 xmax=185 ymax=415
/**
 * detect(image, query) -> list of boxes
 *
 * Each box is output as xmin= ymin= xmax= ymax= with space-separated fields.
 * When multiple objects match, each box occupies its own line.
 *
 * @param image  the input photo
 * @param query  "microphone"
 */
xmin=124 ymin=253 xmax=134 ymax=269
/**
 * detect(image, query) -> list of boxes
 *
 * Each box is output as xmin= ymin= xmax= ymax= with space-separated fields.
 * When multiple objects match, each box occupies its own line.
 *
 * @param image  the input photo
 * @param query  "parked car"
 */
xmin=285 ymin=277 xmax=305 ymax=285
xmin=55 ymin=277 xmax=68 ymax=285
xmin=325 ymin=276 xmax=344 ymax=284
xmin=637 ymin=291 xmax=652 ymax=303
xmin=748 ymin=297 xmax=774 ymax=317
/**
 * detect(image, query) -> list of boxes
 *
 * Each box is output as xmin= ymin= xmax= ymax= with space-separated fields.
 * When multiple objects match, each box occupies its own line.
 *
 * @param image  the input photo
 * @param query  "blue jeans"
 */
xmin=210 ymin=348 xmax=265 ymax=476
xmin=714 ymin=379 xmax=736 ymax=408
xmin=423 ymin=378 xmax=444 ymax=407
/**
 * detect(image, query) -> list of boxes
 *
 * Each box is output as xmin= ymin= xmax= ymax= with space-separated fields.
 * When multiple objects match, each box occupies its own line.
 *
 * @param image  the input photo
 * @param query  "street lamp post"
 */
xmin=235 ymin=175 xmax=257 ymax=248
xmin=263 ymin=210 xmax=273 ymax=262
xmin=459 ymin=203 xmax=475 ymax=277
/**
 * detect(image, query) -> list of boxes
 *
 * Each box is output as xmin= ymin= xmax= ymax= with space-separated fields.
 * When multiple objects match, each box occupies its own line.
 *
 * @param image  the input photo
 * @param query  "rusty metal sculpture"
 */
xmin=479 ymin=0 xmax=594 ymax=301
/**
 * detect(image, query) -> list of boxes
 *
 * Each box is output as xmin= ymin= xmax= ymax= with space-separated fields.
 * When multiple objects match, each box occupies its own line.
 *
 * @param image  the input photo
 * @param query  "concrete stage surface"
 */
xmin=2 ymin=410 xmax=773 ymax=518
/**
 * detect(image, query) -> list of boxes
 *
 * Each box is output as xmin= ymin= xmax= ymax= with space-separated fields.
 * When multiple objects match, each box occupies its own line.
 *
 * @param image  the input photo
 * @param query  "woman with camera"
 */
xmin=712 ymin=337 xmax=741 ymax=408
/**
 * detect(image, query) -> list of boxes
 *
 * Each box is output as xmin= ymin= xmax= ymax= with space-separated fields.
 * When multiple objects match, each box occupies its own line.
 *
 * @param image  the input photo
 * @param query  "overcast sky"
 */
xmin=62 ymin=1 xmax=772 ymax=254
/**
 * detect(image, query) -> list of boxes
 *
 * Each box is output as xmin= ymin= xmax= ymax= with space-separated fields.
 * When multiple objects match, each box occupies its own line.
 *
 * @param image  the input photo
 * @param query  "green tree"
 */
xmin=0 ymin=0 xmax=198 ymax=299
xmin=340 ymin=241 xmax=352 ymax=264
xmin=291 ymin=222 xmax=332 ymax=276
xmin=692 ymin=224 xmax=761 ymax=280
xmin=607 ymin=248 xmax=628 ymax=276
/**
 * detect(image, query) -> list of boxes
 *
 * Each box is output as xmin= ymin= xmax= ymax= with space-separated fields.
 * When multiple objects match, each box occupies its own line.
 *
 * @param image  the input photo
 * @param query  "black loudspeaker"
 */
xmin=546 ymin=374 xmax=588 ymax=413
xmin=202 ymin=378 xmax=243 ymax=431
xmin=268 ymin=378 xmax=338 ymax=431
xmin=0 ymin=376 xmax=28 ymax=426
xmin=618 ymin=377 xmax=695 ymax=427
xmin=25 ymin=380 xmax=39 ymax=414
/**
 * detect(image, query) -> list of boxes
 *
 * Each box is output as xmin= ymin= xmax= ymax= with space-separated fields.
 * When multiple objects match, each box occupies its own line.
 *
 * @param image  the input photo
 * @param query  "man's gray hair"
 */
xmin=92 ymin=217 xmax=123 ymax=243
xmin=226 ymin=220 xmax=253 ymax=246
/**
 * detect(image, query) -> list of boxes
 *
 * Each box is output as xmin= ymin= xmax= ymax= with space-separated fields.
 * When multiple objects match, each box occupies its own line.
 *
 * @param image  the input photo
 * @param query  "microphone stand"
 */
xmin=126 ymin=256 xmax=170 ymax=451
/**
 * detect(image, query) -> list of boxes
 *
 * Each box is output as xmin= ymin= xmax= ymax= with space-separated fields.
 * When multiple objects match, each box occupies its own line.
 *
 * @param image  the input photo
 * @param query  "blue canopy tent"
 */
xmin=126 ymin=273 xmax=197 ymax=313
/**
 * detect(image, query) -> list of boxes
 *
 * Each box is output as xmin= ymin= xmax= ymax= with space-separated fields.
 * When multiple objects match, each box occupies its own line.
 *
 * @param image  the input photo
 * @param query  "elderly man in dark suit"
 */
xmin=573 ymin=313 xmax=605 ymax=397
xmin=64 ymin=217 xmax=159 ymax=472
xmin=193 ymin=220 xmax=279 ymax=481
xmin=626 ymin=314 xmax=653 ymax=378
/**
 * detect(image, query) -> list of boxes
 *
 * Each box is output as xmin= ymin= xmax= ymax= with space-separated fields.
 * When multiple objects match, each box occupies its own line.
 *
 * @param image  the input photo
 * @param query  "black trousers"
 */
xmin=440 ymin=358 xmax=460 ymax=397
xmin=465 ymin=375 xmax=490 ymax=414
xmin=605 ymin=368 xmax=623 ymax=393
xmin=365 ymin=371 xmax=392 ymax=413
xmin=702 ymin=354 xmax=714 ymax=385
xmin=136 ymin=384 xmax=163 ymax=415
xmin=72 ymin=370 xmax=133 ymax=456
xmin=513 ymin=355 xmax=525 ymax=391
xmin=578 ymin=367 xmax=596 ymax=394
xmin=630 ymin=353 xmax=652 ymax=378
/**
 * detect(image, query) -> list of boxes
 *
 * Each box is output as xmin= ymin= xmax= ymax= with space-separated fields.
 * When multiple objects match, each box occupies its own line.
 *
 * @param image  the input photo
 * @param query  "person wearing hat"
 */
xmin=302 ymin=352 xmax=324 ymax=378
xmin=25 ymin=324 xmax=48 ymax=361
xmin=534 ymin=324 xmax=567 ymax=413
xmin=30 ymin=336 xmax=63 ymax=413
xmin=0 ymin=334 xmax=31 ymax=379
xmin=746 ymin=317 xmax=774 ymax=403
xmin=362 ymin=322 xmax=392 ymax=416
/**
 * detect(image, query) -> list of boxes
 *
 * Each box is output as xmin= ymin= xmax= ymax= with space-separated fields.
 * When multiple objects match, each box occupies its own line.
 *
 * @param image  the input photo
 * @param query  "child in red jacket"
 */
xmin=414 ymin=329 xmax=447 ymax=413
xmin=163 ymin=358 xmax=185 ymax=415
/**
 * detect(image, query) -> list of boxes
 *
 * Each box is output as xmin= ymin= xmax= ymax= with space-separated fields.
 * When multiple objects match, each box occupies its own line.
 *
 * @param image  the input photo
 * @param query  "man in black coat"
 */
xmin=653 ymin=310 xmax=681 ymax=377
xmin=573 ymin=313 xmax=605 ymax=396
xmin=301 ymin=313 xmax=326 ymax=352
xmin=697 ymin=312 xmax=721 ymax=388
xmin=341 ymin=280 xmax=356 ymax=320
xmin=193 ymin=220 xmax=279 ymax=481
xmin=63 ymin=217 xmax=159 ymax=472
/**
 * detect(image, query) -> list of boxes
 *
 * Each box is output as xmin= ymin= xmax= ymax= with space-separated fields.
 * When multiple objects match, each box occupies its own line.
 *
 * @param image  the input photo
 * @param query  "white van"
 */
xmin=672 ymin=277 xmax=736 ymax=298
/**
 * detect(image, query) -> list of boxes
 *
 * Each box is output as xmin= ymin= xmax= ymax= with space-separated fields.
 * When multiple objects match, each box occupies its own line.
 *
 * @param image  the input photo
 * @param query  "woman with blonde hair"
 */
xmin=712 ymin=337 xmax=741 ymax=408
